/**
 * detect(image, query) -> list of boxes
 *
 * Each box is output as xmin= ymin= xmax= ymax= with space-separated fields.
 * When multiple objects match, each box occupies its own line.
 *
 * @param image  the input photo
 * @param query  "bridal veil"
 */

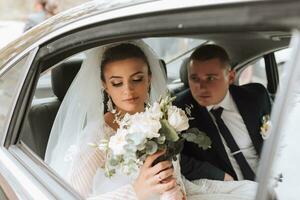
xmin=44 ymin=40 xmax=168 ymax=181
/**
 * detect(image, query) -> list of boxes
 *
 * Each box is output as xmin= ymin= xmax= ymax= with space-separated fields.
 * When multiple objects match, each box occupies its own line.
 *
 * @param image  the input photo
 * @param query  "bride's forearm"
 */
xmin=68 ymin=148 xmax=106 ymax=198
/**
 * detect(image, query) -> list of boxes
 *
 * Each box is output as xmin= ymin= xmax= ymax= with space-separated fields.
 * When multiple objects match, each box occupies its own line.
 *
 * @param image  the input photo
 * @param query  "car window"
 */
xmin=0 ymin=54 xmax=30 ymax=137
xmin=34 ymin=70 xmax=54 ymax=100
xmin=238 ymin=57 xmax=267 ymax=86
xmin=275 ymin=48 xmax=291 ymax=83
xmin=238 ymin=48 xmax=291 ymax=87
xmin=144 ymin=38 xmax=205 ymax=83
xmin=31 ymin=38 xmax=205 ymax=100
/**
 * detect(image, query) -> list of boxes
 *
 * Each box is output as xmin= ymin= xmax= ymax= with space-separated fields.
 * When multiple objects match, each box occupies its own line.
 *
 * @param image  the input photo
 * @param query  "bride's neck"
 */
xmin=104 ymin=112 xmax=119 ymax=131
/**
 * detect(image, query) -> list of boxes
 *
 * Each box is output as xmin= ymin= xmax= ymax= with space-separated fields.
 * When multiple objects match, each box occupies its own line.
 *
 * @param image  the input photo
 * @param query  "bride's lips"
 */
xmin=123 ymin=97 xmax=139 ymax=102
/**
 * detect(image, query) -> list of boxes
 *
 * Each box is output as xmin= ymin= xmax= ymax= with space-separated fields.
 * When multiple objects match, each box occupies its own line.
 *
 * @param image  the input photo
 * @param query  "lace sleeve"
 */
xmin=87 ymin=184 xmax=138 ymax=200
xmin=68 ymin=124 xmax=113 ymax=198
xmin=69 ymin=148 xmax=106 ymax=198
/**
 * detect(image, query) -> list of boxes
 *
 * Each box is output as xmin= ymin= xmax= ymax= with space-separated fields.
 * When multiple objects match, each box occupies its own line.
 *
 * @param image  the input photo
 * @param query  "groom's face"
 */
xmin=103 ymin=58 xmax=151 ymax=114
xmin=188 ymin=58 xmax=235 ymax=107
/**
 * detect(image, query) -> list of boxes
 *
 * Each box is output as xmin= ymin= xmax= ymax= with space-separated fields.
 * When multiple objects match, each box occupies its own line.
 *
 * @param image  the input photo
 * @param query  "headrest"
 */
xmin=159 ymin=59 xmax=167 ymax=79
xmin=180 ymin=58 xmax=190 ymax=88
xmin=51 ymin=60 xmax=81 ymax=102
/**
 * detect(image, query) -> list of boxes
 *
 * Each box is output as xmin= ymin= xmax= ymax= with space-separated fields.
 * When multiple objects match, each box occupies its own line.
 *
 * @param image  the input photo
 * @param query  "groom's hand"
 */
xmin=224 ymin=173 xmax=234 ymax=181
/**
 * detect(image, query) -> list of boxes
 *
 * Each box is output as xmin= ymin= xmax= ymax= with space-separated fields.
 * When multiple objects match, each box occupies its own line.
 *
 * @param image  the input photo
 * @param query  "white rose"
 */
xmin=109 ymin=129 xmax=128 ymax=155
xmin=128 ymin=113 xmax=161 ymax=139
xmin=168 ymin=106 xmax=189 ymax=132
xmin=147 ymin=102 xmax=163 ymax=120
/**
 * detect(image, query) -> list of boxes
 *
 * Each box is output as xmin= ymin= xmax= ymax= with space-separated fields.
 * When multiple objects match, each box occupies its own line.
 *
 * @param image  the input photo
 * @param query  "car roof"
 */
xmin=0 ymin=0 xmax=263 ymax=68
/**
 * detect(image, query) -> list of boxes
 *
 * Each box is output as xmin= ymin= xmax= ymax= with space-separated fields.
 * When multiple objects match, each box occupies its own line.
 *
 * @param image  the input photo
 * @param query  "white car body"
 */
xmin=0 ymin=0 xmax=300 ymax=199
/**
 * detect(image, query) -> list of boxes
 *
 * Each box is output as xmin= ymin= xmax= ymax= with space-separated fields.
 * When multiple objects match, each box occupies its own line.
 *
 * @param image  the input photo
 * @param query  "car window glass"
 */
xmin=34 ymin=70 xmax=54 ymax=100
xmin=0 ymin=54 xmax=30 ymax=135
xmin=239 ymin=58 xmax=267 ymax=86
xmin=20 ymin=52 xmax=85 ymax=159
xmin=144 ymin=38 xmax=206 ymax=83
xmin=239 ymin=48 xmax=291 ymax=87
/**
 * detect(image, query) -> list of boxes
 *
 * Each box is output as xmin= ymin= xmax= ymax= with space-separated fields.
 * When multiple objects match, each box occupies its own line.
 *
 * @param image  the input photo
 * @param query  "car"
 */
xmin=1 ymin=0 xmax=300 ymax=199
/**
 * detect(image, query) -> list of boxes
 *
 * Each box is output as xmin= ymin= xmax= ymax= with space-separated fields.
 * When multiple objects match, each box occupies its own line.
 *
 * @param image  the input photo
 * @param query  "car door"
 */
xmin=1 ymin=1 xmax=300 ymax=199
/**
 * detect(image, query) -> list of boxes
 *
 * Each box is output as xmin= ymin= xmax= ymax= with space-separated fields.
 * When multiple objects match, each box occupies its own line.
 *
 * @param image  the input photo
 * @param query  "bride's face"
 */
xmin=103 ymin=58 xmax=151 ymax=115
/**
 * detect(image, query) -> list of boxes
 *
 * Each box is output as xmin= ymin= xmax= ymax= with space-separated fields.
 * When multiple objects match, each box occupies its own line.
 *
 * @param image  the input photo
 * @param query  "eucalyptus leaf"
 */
xmin=145 ymin=140 xmax=158 ymax=155
xmin=183 ymin=128 xmax=212 ymax=150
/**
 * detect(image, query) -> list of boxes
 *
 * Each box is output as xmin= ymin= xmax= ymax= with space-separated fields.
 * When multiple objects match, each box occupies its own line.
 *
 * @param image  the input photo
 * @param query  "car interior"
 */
xmin=18 ymin=32 xmax=292 ymax=161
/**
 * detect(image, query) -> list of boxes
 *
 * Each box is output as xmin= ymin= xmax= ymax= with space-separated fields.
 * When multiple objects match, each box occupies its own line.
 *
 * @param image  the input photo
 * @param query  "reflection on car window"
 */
xmin=0 ymin=55 xmax=29 ymax=135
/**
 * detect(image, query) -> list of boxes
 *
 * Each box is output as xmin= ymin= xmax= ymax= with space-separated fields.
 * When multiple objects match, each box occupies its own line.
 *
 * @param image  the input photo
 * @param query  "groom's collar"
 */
xmin=206 ymin=91 xmax=234 ymax=112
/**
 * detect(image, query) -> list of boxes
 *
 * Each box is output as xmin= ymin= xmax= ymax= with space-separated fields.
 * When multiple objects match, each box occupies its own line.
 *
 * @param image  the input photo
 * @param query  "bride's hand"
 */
xmin=133 ymin=151 xmax=177 ymax=200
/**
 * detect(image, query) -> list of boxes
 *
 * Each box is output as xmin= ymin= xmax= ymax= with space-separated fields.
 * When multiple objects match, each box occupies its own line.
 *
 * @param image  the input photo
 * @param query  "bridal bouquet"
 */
xmin=97 ymin=96 xmax=211 ymax=177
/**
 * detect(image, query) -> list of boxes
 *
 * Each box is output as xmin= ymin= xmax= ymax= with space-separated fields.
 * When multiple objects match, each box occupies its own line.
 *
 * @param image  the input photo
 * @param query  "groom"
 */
xmin=174 ymin=44 xmax=271 ymax=181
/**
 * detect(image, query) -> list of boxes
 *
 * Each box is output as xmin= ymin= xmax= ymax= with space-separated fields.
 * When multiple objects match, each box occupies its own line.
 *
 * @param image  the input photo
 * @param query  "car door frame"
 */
xmin=2 ymin=0 xmax=300 ymax=199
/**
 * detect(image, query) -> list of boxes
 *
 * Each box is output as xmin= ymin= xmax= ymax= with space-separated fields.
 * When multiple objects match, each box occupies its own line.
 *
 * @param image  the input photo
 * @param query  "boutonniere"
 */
xmin=260 ymin=114 xmax=272 ymax=139
xmin=183 ymin=104 xmax=212 ymax=150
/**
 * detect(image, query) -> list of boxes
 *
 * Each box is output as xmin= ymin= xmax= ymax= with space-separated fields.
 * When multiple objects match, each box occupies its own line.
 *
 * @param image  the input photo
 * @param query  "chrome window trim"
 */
xmin=0 ymin=146 xmax=52 ymax=199
xmin=0 ymin=47 xmax=39 ymax=145
xmin=8 ymin=144 xmax=79 ymax=199
xmin=0 ymin=45 xmax=38 ymax=77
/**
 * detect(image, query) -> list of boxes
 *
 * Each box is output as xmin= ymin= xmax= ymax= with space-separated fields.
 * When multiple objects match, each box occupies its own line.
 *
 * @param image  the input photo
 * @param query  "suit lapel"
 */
xmin=230 ymin=85 xmax=263 ymax=154
xmin=190 ymin=98 xmax=233 ymax=168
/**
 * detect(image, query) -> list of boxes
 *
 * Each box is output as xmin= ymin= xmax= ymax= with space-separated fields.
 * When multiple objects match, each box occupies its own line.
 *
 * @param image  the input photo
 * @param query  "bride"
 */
xmin=45 ymin=40 xmax=258 ymax=200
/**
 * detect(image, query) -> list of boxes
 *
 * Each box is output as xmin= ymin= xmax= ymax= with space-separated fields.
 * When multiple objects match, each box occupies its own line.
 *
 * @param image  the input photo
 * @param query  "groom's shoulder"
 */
xmin=174 ymin=89 xmax=193 ymax=107
xmin=232 ymin=83 xmax=268 ymax=97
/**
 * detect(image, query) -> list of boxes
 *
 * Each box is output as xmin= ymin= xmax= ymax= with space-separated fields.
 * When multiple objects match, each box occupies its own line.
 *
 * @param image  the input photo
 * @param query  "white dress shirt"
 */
xmin=207 ymin=91 xmax=258 ymax=180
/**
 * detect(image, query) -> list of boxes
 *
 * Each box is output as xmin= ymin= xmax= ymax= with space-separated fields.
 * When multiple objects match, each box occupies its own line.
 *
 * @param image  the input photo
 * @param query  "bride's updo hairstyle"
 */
xmin=100 ymin=43 xmax=152 ymax=82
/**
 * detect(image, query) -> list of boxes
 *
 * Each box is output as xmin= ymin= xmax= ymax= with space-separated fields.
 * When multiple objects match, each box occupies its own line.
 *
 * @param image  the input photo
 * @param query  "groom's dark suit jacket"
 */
xmin=174 ymin=83 xmax=272 ymax=181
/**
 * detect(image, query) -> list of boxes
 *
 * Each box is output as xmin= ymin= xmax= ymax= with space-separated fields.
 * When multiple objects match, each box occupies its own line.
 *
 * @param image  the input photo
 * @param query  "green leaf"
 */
xmin=182 ymin=128 xmax=212 ymax=150
xmin=160 ymin=119 xmax=179 ymax=142
xmin=145 ymin=140 xmax=158 ymax=155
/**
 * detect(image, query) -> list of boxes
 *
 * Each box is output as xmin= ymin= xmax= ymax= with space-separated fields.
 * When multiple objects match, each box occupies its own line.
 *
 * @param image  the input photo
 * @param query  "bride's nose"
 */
xmin=123 ymin=81 xmax=134 ymax=93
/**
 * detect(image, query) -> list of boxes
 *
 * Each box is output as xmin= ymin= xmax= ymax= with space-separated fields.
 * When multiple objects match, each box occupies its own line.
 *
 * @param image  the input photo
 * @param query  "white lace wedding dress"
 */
xmin=67 ymin=123 xmax=258 ymax=200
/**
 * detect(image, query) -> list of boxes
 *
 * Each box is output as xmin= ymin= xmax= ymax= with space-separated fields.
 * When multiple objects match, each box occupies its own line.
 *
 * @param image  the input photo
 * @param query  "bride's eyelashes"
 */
xmin=132 ymin=76 xmax=144 ymax=82
xmin=111 ymin=81 xmax=122 ymax=87
xmin=110 ymin=76 xmax=144 ymax=87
